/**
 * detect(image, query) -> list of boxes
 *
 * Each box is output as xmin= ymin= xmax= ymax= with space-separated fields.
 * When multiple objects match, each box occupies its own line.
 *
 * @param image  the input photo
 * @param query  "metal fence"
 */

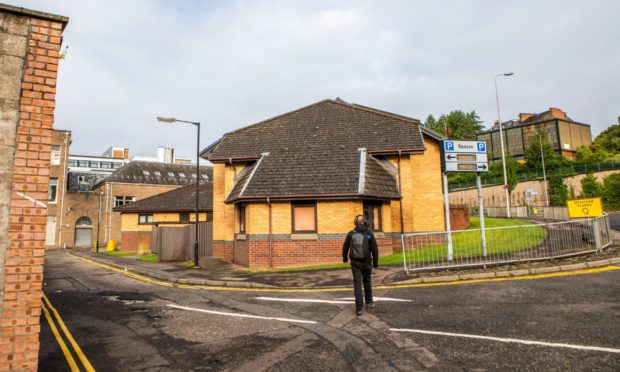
xmin=401 ymin=214 xmax=612 ymax=273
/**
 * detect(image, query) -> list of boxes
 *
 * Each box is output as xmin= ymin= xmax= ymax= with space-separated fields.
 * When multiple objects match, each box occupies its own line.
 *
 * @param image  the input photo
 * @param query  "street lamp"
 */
xmin=494 ymin=72 xmax=514 ymax=218
xmin=536 ymin=131 xmax=549 ymax=206
xmin=157 ymin=116 xmax=201 ymax=268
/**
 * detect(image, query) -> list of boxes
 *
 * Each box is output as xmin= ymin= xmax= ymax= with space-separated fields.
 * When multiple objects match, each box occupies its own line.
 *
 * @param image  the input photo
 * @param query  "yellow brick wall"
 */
xmin=213 ymin=163 xmax=243 ymax=241
xmin=409 ymin=137 xmax=445 ymax=232
xmin=121 ymin=212 xmax=209 ymax=232
xmin=317 ymin=200 xmax=362 ymax=234
xmin=243 ymin=202 xmax=292 ymax=235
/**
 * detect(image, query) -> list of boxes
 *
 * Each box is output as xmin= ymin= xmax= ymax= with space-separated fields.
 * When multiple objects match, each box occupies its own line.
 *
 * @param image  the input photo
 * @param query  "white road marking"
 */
xmin=256 ymin=297 xmax=353 ymax=304
xmin=167 ymin=303 xmax=317 ymax=324
xmin=390 ymin=328 xmax=620 ymax=354
xmin=340 ymin=297 xmax=412 ymax=302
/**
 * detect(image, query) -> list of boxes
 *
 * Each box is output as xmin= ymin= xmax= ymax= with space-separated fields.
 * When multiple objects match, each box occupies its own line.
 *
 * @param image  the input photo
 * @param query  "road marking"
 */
xmin=42 ymin=293 xmax=96 ymax=371
xmin=71 ymin=252 xmax=619 ymax=293
xmin=256 ymin=297 xmax=353 ymax=304
xmin=41 ymin=300 xmax=80 ymax=372
xmin=390 ymin=328 xmax=620 ymax=354
xmin=339 ymin=297 xmax=411 ymax=302
xmin=167 ymin=303 xmax=317 ymax=324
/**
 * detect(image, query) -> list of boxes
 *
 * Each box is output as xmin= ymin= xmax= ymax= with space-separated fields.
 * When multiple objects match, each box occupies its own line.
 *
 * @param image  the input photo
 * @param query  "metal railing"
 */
xmin=401 ymin=215 xmax=612 ymax=273
xmin=448 ymin=159 xmax=620 ymax=191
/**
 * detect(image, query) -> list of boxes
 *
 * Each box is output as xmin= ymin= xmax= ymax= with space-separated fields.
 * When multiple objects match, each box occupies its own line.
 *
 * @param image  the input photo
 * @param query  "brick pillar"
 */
xmin=0 ymin=5 xmax=68 ymax=370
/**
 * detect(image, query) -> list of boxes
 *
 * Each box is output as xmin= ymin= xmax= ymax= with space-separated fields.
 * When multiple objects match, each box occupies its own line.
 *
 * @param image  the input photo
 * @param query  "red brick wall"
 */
xmin=449 ymin=205 xmax=470 ymax=231
xmin=215 ymin=237 xmax=394 ymax=269
xmin=120 ymin=231 xmax=152 ymax=252
xmin=0 ymin=11 xmax=66 ymax=371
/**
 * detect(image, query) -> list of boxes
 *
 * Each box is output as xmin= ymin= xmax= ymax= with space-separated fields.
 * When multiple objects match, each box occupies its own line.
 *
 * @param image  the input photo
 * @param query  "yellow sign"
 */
xmin=567 ymin=197 xmax=604 ymax=218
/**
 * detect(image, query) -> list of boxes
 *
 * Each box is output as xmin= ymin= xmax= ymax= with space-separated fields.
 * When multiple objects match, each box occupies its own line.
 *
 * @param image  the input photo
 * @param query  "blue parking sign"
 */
xmin=477 ymin=142 xmax=486 ymax=152
xmin=444 ymin=141 xmax=454 ymax=151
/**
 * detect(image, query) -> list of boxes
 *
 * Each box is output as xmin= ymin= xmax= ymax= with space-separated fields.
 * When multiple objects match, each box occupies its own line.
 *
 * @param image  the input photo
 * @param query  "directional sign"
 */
xmin=441 ymin=140 xmax=489 ymax=173
xmin=567 ymin=197 xmax=604 ymax=218
xmin=443 ymin=140 xmax=487 ymax=154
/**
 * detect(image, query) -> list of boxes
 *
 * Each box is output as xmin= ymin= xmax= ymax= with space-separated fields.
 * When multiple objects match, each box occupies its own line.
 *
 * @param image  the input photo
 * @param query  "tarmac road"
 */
xmin=39 ymin=250 xmax=620 ymax=371
xmin=609 ymin=213 xmax=620 ymax=231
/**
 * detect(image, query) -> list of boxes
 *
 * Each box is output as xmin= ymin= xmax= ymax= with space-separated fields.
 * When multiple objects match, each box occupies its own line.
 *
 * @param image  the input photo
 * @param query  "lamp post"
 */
xmin=495 ymin=72 xmax=514 ymax=218
xmin=536 ymin=131 xmax=549 ymax=206
xmin=157 ymin=116 xmax=201 ymax=268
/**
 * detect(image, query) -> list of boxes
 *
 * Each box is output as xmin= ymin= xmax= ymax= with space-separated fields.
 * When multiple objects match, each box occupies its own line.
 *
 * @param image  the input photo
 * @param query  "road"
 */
xmin=609 ymin=213 xmax=620 ymax=231
xmin=39 ymin=250 xmax=620 ymax=371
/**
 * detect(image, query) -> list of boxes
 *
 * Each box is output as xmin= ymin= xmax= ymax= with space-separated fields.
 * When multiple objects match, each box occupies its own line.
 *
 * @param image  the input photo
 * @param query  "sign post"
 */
xmin=441 ymin=140 xmax=489 ymax=261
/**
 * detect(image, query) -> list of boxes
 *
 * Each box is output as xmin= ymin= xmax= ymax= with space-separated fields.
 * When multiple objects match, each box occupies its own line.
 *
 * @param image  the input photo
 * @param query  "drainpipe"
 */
xmin=268 ymin=196 xmax=273 ymax=268
xmin=58 ymin=132 xmax=69 ymax=248
xmin=397 ymin=150 xmax=404 ymax=234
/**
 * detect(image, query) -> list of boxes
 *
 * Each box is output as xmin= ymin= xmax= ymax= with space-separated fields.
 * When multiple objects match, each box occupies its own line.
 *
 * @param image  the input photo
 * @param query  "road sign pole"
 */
xmin=476 ymin=173 xmax=487 ymax=257
xmin=442 ymin=172 xmax=453 ymax=261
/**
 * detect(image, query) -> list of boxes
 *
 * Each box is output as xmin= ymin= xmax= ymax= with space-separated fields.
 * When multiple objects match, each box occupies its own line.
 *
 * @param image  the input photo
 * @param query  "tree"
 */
xmin=488 ymin=158 xmax=519 ymax=195
xmin=423 ymin=114 xmax=443 ymax=136
xmin=549 ymin=175 xmax=568 ymax=206
xmin=524 ymin=130 xmax=556 ymax=171
xmin=424 ymin=110 xmax=484 ymax=139
xmin=592 ymin=124 xmax=620 ymax=154
xmin=579 ymin=173 xmax=602 ymax=198
xmin=576 ymin=143 xmax=613 ymax=162
xmin=602 ymin=173 xmax=620 ymax=209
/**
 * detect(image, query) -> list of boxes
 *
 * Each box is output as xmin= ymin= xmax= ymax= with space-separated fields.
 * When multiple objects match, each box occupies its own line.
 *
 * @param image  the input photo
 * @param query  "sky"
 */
xmin=13 ymin=0 xmax=620 ymax=160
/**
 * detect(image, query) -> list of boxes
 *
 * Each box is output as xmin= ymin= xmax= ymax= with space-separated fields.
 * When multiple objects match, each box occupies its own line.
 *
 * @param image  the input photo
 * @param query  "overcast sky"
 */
xmin=14 ymin=0 xmax=620 ymax=159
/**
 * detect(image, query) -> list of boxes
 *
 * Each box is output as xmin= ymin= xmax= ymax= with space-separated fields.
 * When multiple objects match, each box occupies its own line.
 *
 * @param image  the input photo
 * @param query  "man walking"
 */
xmin=343 ymin=215 xmax=379 ymax=315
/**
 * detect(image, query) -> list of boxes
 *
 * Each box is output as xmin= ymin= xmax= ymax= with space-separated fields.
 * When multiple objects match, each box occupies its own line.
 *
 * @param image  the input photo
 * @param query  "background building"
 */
xmin=477 ymin=107 xmax=593 ymax=161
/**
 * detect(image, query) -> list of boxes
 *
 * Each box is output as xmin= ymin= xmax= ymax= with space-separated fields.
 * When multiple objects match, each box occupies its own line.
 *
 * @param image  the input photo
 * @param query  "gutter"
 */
xmin=367 ymin=148 xmax=425 ymax=155
xmin=225 ymin=192 xmax=400 ymax=204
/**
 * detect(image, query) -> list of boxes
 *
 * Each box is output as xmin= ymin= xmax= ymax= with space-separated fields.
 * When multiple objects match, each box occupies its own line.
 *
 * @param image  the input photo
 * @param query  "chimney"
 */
xmin=549 ymin=107 xmax=566 ymax=119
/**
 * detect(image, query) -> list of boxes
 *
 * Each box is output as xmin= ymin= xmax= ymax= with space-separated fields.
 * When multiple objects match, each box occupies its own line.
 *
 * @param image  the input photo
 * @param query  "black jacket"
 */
xmin=342 ymin=224 xmax=379 ymax=267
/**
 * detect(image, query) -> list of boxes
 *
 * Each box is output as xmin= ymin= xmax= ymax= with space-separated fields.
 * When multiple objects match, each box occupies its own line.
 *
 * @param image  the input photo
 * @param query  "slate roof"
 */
xmin=93 ymin=161 xmax=213 ymax=188
xmin=114 ymin=182 xmax=212 ymax=213
xmin=67 ymin=172 xmax=109 ymax=192
xmin=520 ymin=109 xmax=573 ymax=125
xmin=205 ymin=99 xmax=434 ymax=203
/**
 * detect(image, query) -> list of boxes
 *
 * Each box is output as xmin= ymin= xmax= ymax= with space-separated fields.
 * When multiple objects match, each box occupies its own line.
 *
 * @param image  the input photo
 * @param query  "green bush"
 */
xmin=602 ymin=173 xmax=620 ymax=209
xmin=549 ymin=175 xmax=568 ymax=206
xmin=580 ymin=173 xmax=602 ymax=198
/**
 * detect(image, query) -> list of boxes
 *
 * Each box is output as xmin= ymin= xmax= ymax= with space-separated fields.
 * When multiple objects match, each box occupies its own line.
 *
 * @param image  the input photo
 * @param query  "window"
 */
xmin=101 ymin=162 xmax=112 ymax=169
xmin=48 ymin=178 xmax=58 ymax=203
xmin=153 ymin=171 xmax=161 ymax=177
xmin=143 ymin=170 xmax=150 ymax=177
xmin=167 ymin=171 xmax=175 ymax=177
xmin=238 ymin=205 xmax=246 ymax=233
xmin=363 ymin=201 xmax=382 ymax=232
xmin=292 ymin=202 xmax=317 ymax=233
xmin=138 ymin=214 xmax=154 ymax=224
xmin=192 ymin=173 xmax=197 ymax=179
xmin=51 ymin=145 xmax=61 ymax=165
xmin=68 ymin=160 xmax=77 ymax=167
xmin=89 ymin=161 xmax=100 ymax=168
xmin=179 ymin=172 xmax=186 ymax=178
xmin=112 ymin=162 xmax=122 ymax=169
xmin=78 ymin=175 xmax=86 ymax=183
xmin=202 ymin=174 xmax=209 ymax=180
xmin=78 ymin=160 xmax=88 ymax=167
xmin=179 ymin=212 xmax=190 ymax=223
xmin=114 ymin=196 xmax=135 ymax=207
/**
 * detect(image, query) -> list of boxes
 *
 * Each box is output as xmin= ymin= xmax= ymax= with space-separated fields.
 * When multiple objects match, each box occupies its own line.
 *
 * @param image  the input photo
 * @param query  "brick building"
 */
xmin=114 ymin=182 xmax=213 ymax=252
xmin=202 ymin=99 xmax=446 ymax=268
xmin=44 ymin=129 xmax=70 ymax=248
xmin=0 ymin=4 xmax=68 ymax=370
xmin=477 ymin=107 xmax=593 ymax=161
xmin=62 ymin=161 xmax=212 ymax=249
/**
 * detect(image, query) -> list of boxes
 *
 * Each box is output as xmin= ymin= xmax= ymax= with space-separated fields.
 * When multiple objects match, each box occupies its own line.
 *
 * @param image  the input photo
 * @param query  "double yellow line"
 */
xmin=41 ymin=293 xmax=95 ymax=372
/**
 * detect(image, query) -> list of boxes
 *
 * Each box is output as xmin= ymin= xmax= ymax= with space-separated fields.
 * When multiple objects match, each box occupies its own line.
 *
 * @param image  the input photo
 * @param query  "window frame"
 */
xmin=291 ymin=201 xmax=318 ymax=234
xmin=363 ymin=201 xmax=383 ymax=232
xmin=138 ymin=214 xmax=154 ymax=225
xmin=51 ymin=145 xmax=61 ymax=165
xmin=238 ymin=204 xmax=246 ymax=234
xmin=48 ymin=178 xmax=58 ymax=203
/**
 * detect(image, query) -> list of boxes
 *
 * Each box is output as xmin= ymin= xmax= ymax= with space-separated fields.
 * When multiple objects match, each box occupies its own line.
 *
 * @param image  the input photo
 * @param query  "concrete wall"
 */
xmin=0 ymin=7 xmax=67 ymax=370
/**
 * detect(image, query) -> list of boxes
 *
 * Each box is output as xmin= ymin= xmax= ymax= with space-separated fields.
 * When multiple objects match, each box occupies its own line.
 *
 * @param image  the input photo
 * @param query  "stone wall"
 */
xmin=0 ymin=6 xmax=67 ymax=370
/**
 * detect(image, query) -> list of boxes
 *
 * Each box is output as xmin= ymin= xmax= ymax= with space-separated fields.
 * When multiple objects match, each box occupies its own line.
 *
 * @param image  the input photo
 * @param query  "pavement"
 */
xmin=69 ymin=244 xmax=620 ymax=290
xmin=39 ymin=250 xmax=620 ymax=371
xmin=609 ymin=213 xmax=620 ymax=232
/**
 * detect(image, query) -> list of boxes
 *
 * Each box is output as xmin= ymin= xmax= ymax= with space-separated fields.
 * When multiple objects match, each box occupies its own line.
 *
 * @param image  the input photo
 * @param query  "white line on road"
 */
xmin=339 ymin=297 xmax=412 ymax=302
xmin=390 ymin=328 xmax=620 ymax=354
xmin=256 ymin=297 xmax=353 ymax=304
xmin=167 ymin=303 xmax=317 ymax=324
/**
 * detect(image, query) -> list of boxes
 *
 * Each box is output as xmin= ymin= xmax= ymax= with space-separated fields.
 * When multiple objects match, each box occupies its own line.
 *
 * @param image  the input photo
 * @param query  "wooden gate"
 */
xmin=151 ymin=222 xmax=212 ymax=262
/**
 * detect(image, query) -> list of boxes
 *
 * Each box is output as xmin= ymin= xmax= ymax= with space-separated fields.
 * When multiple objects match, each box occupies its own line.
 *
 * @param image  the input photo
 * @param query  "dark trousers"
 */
xmin=351 ymin=260 xmax=373 ymax=311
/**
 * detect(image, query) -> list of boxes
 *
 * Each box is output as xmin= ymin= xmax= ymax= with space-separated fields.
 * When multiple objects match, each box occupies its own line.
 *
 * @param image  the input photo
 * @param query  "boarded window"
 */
xmin=292 ymin=203 xmax=317 ymax=233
